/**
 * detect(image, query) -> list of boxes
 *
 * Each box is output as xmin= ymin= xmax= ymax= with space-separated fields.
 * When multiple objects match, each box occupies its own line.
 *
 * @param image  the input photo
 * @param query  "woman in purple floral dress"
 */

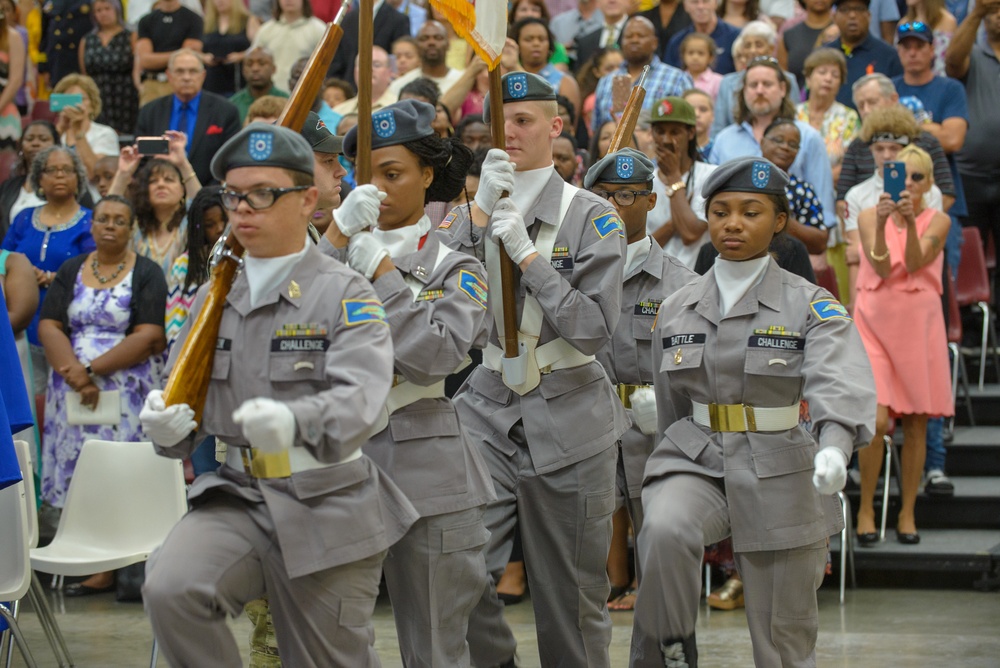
xmin=37 ymin=195 xmax=167 ymax=595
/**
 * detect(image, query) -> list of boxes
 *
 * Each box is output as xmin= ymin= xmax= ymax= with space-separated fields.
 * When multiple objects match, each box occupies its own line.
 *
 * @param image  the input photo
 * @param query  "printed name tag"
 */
xmin=551 ymin=256 xmax=575 ymax=271
xmin=270 ymin=337 xmax=330 ymax=352
xmin=663 ymin=333 xmax=706 ymax=348
xmin=748 ymin=335 xmax=805 ymax=351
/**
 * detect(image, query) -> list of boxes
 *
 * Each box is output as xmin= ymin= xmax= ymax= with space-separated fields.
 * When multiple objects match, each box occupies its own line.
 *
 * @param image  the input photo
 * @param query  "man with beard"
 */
xmin=230 ymin=47 xmax=290 ymax=123
xmin=823 ymin=0 xmax=903 ymax=108
xmin=710 ymin=57 xmax=835 ymax=227
xmin=387 ymin=21 xmax=464 ymax=100
xmin=591 ymin=16 xmax=693 ymax=132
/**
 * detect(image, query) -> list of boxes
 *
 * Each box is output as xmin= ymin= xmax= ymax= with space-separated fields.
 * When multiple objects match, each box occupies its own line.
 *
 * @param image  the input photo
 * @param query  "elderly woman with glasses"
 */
xmin=795 ymin=48 xmax=861 ymax=183
xmin=36 ymin=194 xmax=166 ymax=594
xmin=2 ymin=146 xmax=93 ymax=393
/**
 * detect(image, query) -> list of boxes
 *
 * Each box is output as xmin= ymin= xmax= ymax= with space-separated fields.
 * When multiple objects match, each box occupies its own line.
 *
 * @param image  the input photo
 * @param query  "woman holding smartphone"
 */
xmin=852 ymin=144 xmax=952 ymax=546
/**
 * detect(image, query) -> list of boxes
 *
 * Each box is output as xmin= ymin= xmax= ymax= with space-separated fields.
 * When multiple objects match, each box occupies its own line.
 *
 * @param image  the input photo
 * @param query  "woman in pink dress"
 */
xmin=853 ymin=144 xmax=953 ymax=545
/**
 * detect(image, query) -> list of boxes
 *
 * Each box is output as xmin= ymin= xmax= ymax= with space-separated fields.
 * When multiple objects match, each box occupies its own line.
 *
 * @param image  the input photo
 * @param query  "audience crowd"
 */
xmin=1 ymin=0 xmax=996 ymax=615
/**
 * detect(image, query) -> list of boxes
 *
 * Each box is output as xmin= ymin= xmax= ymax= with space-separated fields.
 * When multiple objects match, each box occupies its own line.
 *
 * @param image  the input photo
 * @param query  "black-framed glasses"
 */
xmin=593 ymin=189 xmax=652 ymax=206
xmin=42 ymin=165 xmax=76 ymax=176
xmin=220 ymin=186 xmax=310 ymax=211
xmin=763 ymin=135 xmax=801 ymax=151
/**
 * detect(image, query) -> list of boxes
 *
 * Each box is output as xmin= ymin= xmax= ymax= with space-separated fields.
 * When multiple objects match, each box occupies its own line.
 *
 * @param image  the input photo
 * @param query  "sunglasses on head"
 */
xmin=898 ymin=21 xmax=931 ymax=34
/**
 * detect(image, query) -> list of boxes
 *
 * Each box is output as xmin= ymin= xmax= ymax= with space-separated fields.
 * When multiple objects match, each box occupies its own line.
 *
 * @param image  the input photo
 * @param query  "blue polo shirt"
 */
xmin=825 ymin=35 xmax=903 ymax=108
xmin=893 ymin=74 xmax=970 ymax=218
xmin=664 ymin=20 xmax=741 ymax=75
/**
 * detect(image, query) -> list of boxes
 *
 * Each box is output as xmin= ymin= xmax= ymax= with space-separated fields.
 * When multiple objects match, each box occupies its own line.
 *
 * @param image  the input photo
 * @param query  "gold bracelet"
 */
xmin=184 ymin=172 xmax=197 ymax=182
xmin=869 ymin=247 xmax=890 ymax=262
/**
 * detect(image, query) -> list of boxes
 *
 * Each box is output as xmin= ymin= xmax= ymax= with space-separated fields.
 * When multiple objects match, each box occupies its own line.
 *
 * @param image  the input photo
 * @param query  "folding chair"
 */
xmin=814 ymin=265 xmax=840 ymax=300
xmin=879 ymin=428 xmax=904 ymax=542
xmin=955 ymin=227 xmax=1000 ymax=389
xmin=945 ymin=273 xmax=975 ymax=440
xmin=30 ymin=440 xmax=187 ymax=668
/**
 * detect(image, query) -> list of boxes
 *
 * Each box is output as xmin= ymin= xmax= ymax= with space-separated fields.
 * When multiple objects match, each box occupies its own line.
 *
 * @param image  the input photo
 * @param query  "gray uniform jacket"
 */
xmin=647 ymin=259 xmax=876 ymax=552
xmin=441 ymin=170 xmax=631 ymax=474
xmin=593 ymin=246 xmax=697 ymax=498
xmin=158 ymin=244 xmax=418 ymax=578
xmin=323 ymin=232 xmax=497 ymax=518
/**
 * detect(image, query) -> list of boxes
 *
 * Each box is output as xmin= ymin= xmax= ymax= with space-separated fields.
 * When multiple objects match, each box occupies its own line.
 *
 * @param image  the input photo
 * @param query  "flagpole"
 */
xmin=356 ymin=0 xmax=374 ymax=185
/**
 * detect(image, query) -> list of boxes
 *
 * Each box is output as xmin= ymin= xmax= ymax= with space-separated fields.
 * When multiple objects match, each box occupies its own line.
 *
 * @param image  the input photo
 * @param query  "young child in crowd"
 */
xmin=91 ymin=155 xmax=119 ymax=198
xmin=681 ymin=33 xmax=722 ymax=102
xmin=683 ymin=88 xmax=716 ymax=159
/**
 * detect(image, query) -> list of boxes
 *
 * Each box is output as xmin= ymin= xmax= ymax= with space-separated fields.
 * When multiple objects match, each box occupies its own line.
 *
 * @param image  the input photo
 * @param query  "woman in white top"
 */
xmin=250 ymin=0 xmax=326 ymax=93
xmin=52 ymin=74 xmax=120 ymax=192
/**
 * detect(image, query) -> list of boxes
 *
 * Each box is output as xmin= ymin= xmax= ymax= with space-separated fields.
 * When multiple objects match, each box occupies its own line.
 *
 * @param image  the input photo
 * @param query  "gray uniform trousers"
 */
xmin=629 ymin=473 xmax=826 ymax=668
xmin=467 ymin=423 xmax=618 ymax=668
xmin=382 ymin=507 xmax=490 ymax=668
xmin=144 ymin=494 xmax=385 ymax=668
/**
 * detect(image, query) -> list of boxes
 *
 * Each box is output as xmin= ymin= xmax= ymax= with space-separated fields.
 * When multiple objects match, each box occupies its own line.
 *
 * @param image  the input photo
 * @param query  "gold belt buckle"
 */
xmin=708 ymin=403 xmax=756 ymax=432
xmin=242 ymin=448 xmax=293 ymax=479
xmin=617 ymin=384 xmax=632 ymax=408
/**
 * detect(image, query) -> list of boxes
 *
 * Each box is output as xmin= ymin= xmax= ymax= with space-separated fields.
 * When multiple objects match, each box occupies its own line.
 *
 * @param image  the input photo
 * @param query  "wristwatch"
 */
xmin=84 ymin=363 xmax=94 ymax=377
xmin=666 ymin=180 xmax=686 ymax=198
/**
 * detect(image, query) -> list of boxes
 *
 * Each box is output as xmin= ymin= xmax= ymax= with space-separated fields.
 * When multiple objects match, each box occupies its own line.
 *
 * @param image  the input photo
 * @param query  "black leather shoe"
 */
xmin=897 ymin=531 xmax=921 ymax=545
xmin=857 ymin=532 xmax=879 ymax=546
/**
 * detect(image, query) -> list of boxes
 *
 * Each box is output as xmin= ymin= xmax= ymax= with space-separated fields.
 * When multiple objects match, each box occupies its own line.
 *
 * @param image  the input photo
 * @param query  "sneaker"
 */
xmin=661 ymin=642 xmax=690 ymax=668
xmin=924 ymin=469 xmax=955 ymax=497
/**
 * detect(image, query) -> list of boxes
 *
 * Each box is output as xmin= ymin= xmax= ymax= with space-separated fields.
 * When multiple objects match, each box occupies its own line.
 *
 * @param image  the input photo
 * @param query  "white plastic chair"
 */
xmin=30 ymin=440 xmax=188 ymax=668
xmin=0 ymin=478 xmax=38 ymax=668
xmin=3 ymin=440 xmax=74 ymax=668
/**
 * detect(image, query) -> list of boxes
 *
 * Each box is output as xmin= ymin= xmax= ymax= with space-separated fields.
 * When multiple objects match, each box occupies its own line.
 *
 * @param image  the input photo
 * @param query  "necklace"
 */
xmin=91 ymin=255 xmax=128 ymax=284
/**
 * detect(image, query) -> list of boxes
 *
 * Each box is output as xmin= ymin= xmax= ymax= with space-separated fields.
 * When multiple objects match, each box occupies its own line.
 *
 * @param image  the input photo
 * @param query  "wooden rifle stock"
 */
xmin=162 ymin=7 xmax=348 ymax=421
xmin=606 ymin=65 xmax=650 ymax=155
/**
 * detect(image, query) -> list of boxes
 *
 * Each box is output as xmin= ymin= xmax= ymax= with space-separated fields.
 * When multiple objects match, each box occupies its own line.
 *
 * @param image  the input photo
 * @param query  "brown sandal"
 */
xmin=608 ymin=588 xmax=637 ymax=611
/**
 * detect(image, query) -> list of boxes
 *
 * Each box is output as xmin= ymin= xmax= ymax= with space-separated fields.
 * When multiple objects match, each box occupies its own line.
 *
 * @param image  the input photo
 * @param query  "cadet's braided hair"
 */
xmin=403 ymin=135 xmax=474 ymax=204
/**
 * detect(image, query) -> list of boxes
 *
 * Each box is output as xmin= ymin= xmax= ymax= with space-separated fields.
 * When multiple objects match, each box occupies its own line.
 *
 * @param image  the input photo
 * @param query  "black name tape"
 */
xmin=748 ymin=335 xmax=805 ymax=351
xmin=634 ymin=301 xmax=662 ymax=316
xmin=270 ymin=337 xmax=330 ymax=353
xmin=216 ymin=338 xmax=232 ymax=351
xmin=551 ymin=257 xmax=575 ymax=271
xmin=663 ymin=333 xmax=706 ymax=348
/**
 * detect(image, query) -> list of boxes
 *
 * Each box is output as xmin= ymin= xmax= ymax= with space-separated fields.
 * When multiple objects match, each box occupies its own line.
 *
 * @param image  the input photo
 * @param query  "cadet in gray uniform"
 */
xmin=321 ymin=99 xmax=496 ymax=668
xmin=585 ymin=148 xmax=696 ymax=583
xmin=440 ymin=72 xmax=630 ymax=668
xmin=138 ymin=124 xmax=418 ymax=668
xmin=630 ymin=157 xmax=876 ymax=668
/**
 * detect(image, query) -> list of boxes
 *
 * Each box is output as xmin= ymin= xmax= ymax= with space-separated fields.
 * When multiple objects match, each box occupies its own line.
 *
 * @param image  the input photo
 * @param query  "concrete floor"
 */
xmin=5 ymin=585 xmax=1000 ymax=667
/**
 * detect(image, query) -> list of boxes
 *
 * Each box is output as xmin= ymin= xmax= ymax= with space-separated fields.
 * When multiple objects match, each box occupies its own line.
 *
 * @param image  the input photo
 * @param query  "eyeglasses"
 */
xmin=763 ymin=135 xmax=800 ymax=150
xmin=42 ymin=165 xmax=76 ymax=176
xmin=910 ymin=172 xmax=926 ymax=182
xmin=220 ymin=186 xmax=310 ymax=211
xmin=592 ymin=189 xmax=652 ymax=206
xmin=898 ymin=21 xmax=930 ymax=34
xmin=93 ymin=216 xmax=131 ymax=228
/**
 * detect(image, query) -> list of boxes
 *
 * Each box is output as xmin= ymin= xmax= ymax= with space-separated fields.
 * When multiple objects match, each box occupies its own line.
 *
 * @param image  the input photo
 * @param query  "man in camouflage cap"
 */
xmin=140 ymin=123 xmax=418 ymax=667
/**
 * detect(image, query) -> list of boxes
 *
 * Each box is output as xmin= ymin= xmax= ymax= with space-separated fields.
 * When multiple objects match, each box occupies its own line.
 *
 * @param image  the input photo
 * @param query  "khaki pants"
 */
xmin=140 ymin=79 xmax=173 ymax=107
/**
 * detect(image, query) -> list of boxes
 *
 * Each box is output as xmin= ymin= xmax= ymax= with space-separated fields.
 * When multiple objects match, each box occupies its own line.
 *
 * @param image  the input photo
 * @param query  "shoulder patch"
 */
xmin=342 ymin=299 xmax=388 ymax=326
xmin=810 ymin=299 xmax=851 ymax=322
xmin=591 ymin=212 xmax=625 ymax=239
xmin=439 ymin=211 xmax=457 ymax=229
xmin=458 ymin=270 xmax=488 ymax=309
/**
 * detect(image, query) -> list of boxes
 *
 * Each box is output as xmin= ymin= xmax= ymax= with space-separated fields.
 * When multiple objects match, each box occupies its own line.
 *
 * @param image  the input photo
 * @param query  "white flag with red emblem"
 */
xmin=429 ymin=0 xmax=507 ymax=69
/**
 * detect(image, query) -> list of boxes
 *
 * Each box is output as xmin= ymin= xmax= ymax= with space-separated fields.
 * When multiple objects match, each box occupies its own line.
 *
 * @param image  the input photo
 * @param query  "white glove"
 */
xmin=347 ymin=232 xmax=390 ymax=280
xmin=813 ymin=447 xmax=849 ymax=495
xmin=333 ymin=184 xmax=386 ymax=237
xmin=489 ymin=198 xmax=536 ymax=264
xmin=232 ymin=398 xmax=296 ymax=454
xmin=630 ymin=388 xmax=658 ymax=435
xmin=139 ymin=390 xmax=197 ymax=447
xmin=474 ymin=148 xmax=515 ymax=215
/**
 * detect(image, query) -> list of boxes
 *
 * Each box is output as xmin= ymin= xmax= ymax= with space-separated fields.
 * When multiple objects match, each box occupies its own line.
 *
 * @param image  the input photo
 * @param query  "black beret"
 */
xmin=342 ymin=99 xmax=436 ymax=159
xmin=210 ymin=123 xmax=314 ymax=181
xmin=584 ymin=148 xmax=656 ymax=189
xmin=482 ymin=72 xmax=557 ymax=124
xmin=701 ymin=157 xmax=789 ymax=202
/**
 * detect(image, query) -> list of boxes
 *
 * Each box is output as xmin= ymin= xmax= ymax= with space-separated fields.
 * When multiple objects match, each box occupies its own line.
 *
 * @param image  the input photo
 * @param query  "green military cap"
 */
xmin=701 ymin=156 xmax=789 ymax=201
xmin=210 ymin=122 xmax=315 ymax=181
xmin=300 ymin=111 xmax=344 ymax=155
xmin=482 ymin=71 xmax=557 ymax=123
xmin=342 ymin=99 xmax=436 ymax=159
xmin=649 ymin=96 xmax=696 ymax=126
xmin=584 ymin=148 xmax=656 ymax=189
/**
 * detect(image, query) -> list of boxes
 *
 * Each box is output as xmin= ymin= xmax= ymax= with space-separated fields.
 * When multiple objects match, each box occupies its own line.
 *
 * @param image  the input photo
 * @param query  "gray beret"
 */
xmin=584 ymin=148 xmax=655 ymax=189
xmin=701 ymin=157 xmax=789 ymax=202
xmin=482 ymin=71 xmax=557 ymax=124
xmin=343 ymin=99 xmax=436 ymax=159
xmin=300 ymin=111 xmax=344 ymax=155
xmin=210 ymin=123 xmax=314 ymax=181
